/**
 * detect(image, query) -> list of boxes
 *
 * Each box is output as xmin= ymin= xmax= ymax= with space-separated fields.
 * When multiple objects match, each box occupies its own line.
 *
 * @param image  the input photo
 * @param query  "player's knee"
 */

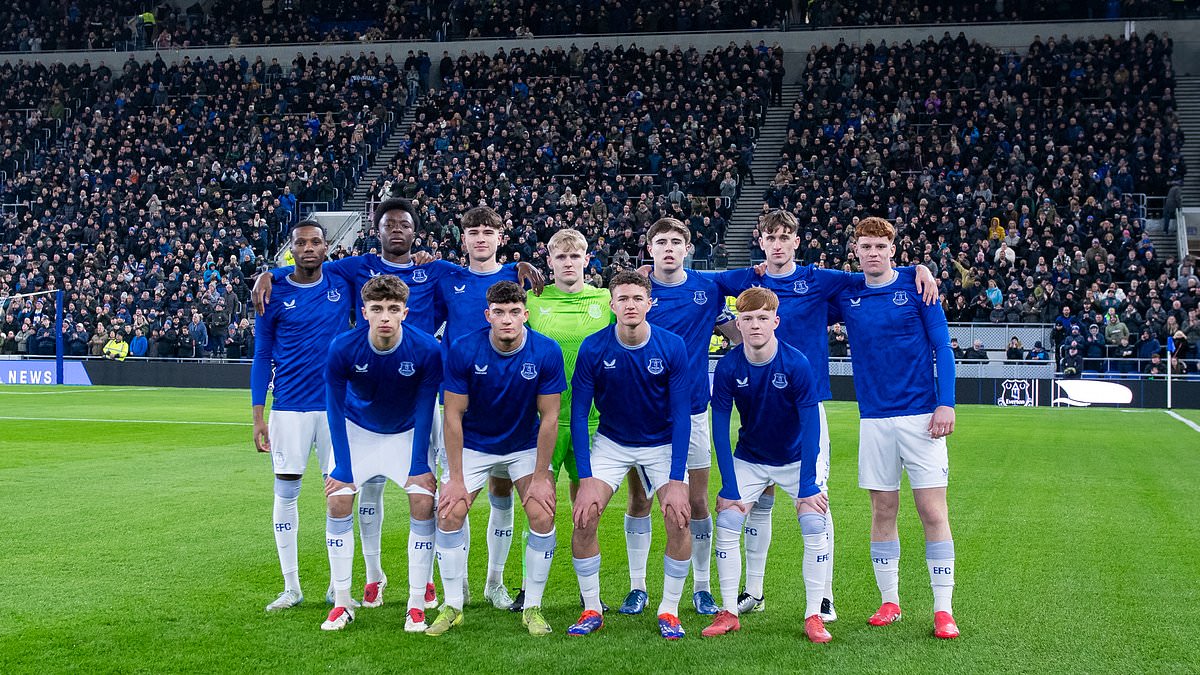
xmin=409 ymin=493 xmax=435 ymax=521
xmin=715 ymin=508 xmax=745 ymax=533
xmin=274 ymin=473 xmax=303 ymax=484
xmin=689 ymin=495 xmax=710 ymax=517
xmin=273 ymin=477 xmax=301 ymax=500
xmin=439 ymin=503 xmax=468 ymax=531
xmin=327 ymin=494 xmax=354 ymax=518
xmin=488 ymin=476 xmax=513 ymax=498
xmin=799 ymin=512 xmax=828 ymax=552
xmin=526 ymin=503 xmax=554 ymax=534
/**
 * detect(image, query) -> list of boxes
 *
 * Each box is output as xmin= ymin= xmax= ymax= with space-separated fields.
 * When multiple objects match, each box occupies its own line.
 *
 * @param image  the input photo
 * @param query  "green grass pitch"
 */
xmin=0 ymin=387 xmax=1197 ymax=673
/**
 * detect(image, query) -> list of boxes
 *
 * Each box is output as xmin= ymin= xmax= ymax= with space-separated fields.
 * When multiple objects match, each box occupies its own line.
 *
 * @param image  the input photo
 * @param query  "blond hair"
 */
xmin=547 ymin=228 xmax=588 ymax=253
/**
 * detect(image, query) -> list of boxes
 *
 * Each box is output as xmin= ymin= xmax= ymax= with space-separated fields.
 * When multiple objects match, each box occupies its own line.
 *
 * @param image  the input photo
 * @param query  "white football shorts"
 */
xmin=331 ymin=423 xmax=435 ymax=496
xmin=730 ymin=457 xmax=811 ymax=505
xmin=688 ymin=411 xmax=712 ymax=470
xmin=588 ymin=433 xmax=686 ymax=496
xmin=268 ymin=409 xmax=332 ymax=476
xmin=858 ymin=412 xmax=949 ymax=491
xmin=444 ymin=446 xmax=542 ymax=495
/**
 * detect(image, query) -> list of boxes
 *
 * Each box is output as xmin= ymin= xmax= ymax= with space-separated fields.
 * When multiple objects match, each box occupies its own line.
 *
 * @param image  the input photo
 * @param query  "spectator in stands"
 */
xmin=1136 ymin=329 xmax=1162 ymax=362
xmin=129 ymin=328 xmax=148 ymax=357
xmin=1005 ymin=337 xmax=1024 ymax=364
xmin=962 ymin=339 xmax=988 ymax=362
xmin=1113 ymin=337 xmax=1138 ymax=373
xmin=102 ymin=330 xmax=129 ymax=361
xmin=1060 ymin=343 xmax=1083 ymax=378
xmin=1027 ymin=341 xmax=1049 ymax=361
xmin=828 ymin=324 xmax=849 ymax=357
xmin=1143 ymin=353 xmax=1167 ymax=377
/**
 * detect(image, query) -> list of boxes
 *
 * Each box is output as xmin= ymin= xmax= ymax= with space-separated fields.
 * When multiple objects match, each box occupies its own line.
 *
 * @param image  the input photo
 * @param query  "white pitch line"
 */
xmin=1165 ymin=410 xmax=1200 ymax=433
xmin=0 ymin=387 xmax=157 ymax=396
xmin=0 ymin=415 xmax=249 ymax=426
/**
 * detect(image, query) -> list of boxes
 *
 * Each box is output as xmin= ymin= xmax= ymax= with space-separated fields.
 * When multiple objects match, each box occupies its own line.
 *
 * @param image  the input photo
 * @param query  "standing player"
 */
xmin=831 ymin=217 xmax=959 ymax=639
xmin=255 ymin=199 xmax=457 ymax=610
xmin=252 ymin=220 xmax=351 ymax=612
xmin=620 ymin=218 xmax=740 ymax=617
xmin=567 ymin=271 xmax=693 ymax=640
xmin=525 ymin=228 xmax=614 ymax=500
xmin=428 ymin=281 xmax=565 ymax=637
xmin=322 ymin=275 xmax=442 ymax=632
xmin=703 ymin=288 xmax=831 ymax=643
xmin=706 ymin=210 xmax=936 ymax=619
xmin=435 ymin=206 xmax=545 ymax=610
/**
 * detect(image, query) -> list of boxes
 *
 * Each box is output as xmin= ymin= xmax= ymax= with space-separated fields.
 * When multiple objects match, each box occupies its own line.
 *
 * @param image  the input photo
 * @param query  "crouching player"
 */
xmin=704 ymin=288 xmax=832 ymax=643
xmin=322 ymin=276 xmax=443 ymax=632
xmin=567 ymin=271 xmax=693 ymax=640
xmin=832 ymin=217 xmax=959 ymax=639
xmin=428 ymin=281 xmax=566 ymax=636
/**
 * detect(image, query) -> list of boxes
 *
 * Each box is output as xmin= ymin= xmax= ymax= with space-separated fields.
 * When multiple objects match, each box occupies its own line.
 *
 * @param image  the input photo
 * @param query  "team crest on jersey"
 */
xmin=412 ymin=269 xmax=428 ymax=283
xmin=771 ymin=373 xmax=788 ymax=389
xmin=693 ymin=291 xmax=707 ymax=305
xmin=647 ymin=358 xmax=664 ymax=375
xmin=520 ymin=362 xmax=538 ymax=380
xmin=794 ymin=280 xmax=809 ymax=295
xmin=327 ymin=288 xmax=341 ymax=302
xmin=893 ymin=292 xmax=908 ymax=306
xmin=588 ymin=304 xmax=603 ymax=319
xmin=398 ymin=361 xmax=415 ymax=377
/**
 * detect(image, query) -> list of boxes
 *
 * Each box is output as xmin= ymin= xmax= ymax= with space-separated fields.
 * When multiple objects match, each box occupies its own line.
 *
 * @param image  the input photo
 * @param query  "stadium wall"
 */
xmin=9 ymin=20 xmax=1200 ymax=78
xmin=5 ymin=358 xmax=1195 ymax=408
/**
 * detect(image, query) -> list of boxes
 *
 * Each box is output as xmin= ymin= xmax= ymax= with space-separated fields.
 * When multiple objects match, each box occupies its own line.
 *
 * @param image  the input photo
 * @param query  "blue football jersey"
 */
xmin=443 ymin=327 xmax=566 ymax=455
xmin=710 ymin=342 xmax=821 ymax=500
xmin=325 ymin=325 xmax=443 ymax=483
xmin=571 ymin=326 xmax=691 ymax=482
xmin=833 ymin=272 xmax=955 ymax=419
xmin=437 ymin=263 xmax=520 ymax=347
xmin=647 ymin=270 xmax=732 ymax=414
xmin=273 ymin=255 xmax=456 ymax=335
xmin=251 ymin=272 xmax=352 ymax=411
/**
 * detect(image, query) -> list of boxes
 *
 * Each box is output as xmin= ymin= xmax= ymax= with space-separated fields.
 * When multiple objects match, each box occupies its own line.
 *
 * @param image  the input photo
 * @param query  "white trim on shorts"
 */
xmin=331 ymin=422 xmax=434 ymax=496
xmin=443 ymin=446 xmax=541 ymax=495
xmin=688 ymin=411 xmax=712 ymax=470
xmin=588 ymin=433 xmax=684 ymax=495
xmin=268 ymin=409 xmax=332 ymax=476
xmin=730 ymin=457 xmax=807 ymax=505
xmin=858 ymin=412 xmax=949 ymax=491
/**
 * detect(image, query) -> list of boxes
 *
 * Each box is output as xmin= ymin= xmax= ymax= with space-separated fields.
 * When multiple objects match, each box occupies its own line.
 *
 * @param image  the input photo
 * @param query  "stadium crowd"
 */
xmin=0 ymin=49 xmax=409 ymax=358
xmin=0 ymin=31 xmax=1195 ymax=376
xmin=362 ymin=42 xmax=780 ymax=273
xmin=753 ymin=31 xmax=1196 ymax=372
xmin=2 ymin=0 xmax=1183 ymax=54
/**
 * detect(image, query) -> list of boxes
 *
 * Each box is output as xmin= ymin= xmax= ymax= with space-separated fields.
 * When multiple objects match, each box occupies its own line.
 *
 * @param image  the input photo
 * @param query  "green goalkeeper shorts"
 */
xmin=552 ymin=422 xmax=597 ymax=483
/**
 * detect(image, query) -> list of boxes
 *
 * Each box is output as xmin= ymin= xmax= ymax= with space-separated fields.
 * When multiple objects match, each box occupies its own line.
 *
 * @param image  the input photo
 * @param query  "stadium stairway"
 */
xmin=1176 ymin=77 xmax=1200 ymax=217
xmin=345 ymin=103 xmax=419 ymax=223
xmin=724 ymin=82 xmax=802 ymax=268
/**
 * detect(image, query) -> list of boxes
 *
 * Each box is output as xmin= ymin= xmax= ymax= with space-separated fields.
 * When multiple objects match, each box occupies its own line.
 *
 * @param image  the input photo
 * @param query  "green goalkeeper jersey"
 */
xmin=526 ymin=284 xmax=614 ymax=426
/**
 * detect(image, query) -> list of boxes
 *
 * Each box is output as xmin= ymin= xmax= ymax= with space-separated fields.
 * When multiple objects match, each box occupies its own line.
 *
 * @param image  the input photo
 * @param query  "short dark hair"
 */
xmin=374 ymin=198 xmax=420 ymax=231
xmin=361 ymin=275 xmax=410 ymax=304
xmin=461 ymin=206 xmax=503 ymax=231
xmin=291 ymin=218 xmax=326 ymax=241
xmin=486 ymin=280 xmax=526 ymax=306
xmin=609 ymin=270 xmax=652 ymax=293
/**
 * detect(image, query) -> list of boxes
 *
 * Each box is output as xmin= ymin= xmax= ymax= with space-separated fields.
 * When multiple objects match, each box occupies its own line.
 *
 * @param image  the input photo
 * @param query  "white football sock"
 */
xmin=358 ymin=476 xmax=386 ymax=584
xmin=326 ymin=513 xmax=355 ymax=608
xmin=624 ymin=514 xmax=652 ymax=592
xmin=436 ymin=527 xmax=466 ymax=610
xmin=407 ymin=517 xmax=435 ymax=611
xmin=743 ymin=494 xmax=774 ymax=598
xmin=486 ymin=492 xmax=514 ymax=587
xmin=714 ymin=509 xmax=744 ymax=615
xmin=573 ymin=554 xmax=603 ymax=613
xmin=524 ymin=528 xmax=556 ymax=608
xmin=871 ymin=540 xmax=901 ymax=606
xmin=799 ymin=513 xmax=828 ymax=618
xmin=690 ymin=516 xmax=713 ymax=594
xmin=272 ymin=478 xmax=301 ymax=593
xmin=926 ymin=539 xmax=955 ymax=614
xmin=824 ymin=504 xmax=835 ymax=602
xmin=658 ymin=555 xmax=690 ymax=616
xmin=461 ymin=514 xmax=471 ymax=588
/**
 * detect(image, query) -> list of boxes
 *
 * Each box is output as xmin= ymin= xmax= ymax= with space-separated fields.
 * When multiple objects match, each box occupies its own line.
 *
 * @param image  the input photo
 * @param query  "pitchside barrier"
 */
xmin=2 ymin=355 xmax=1196 ymax=409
